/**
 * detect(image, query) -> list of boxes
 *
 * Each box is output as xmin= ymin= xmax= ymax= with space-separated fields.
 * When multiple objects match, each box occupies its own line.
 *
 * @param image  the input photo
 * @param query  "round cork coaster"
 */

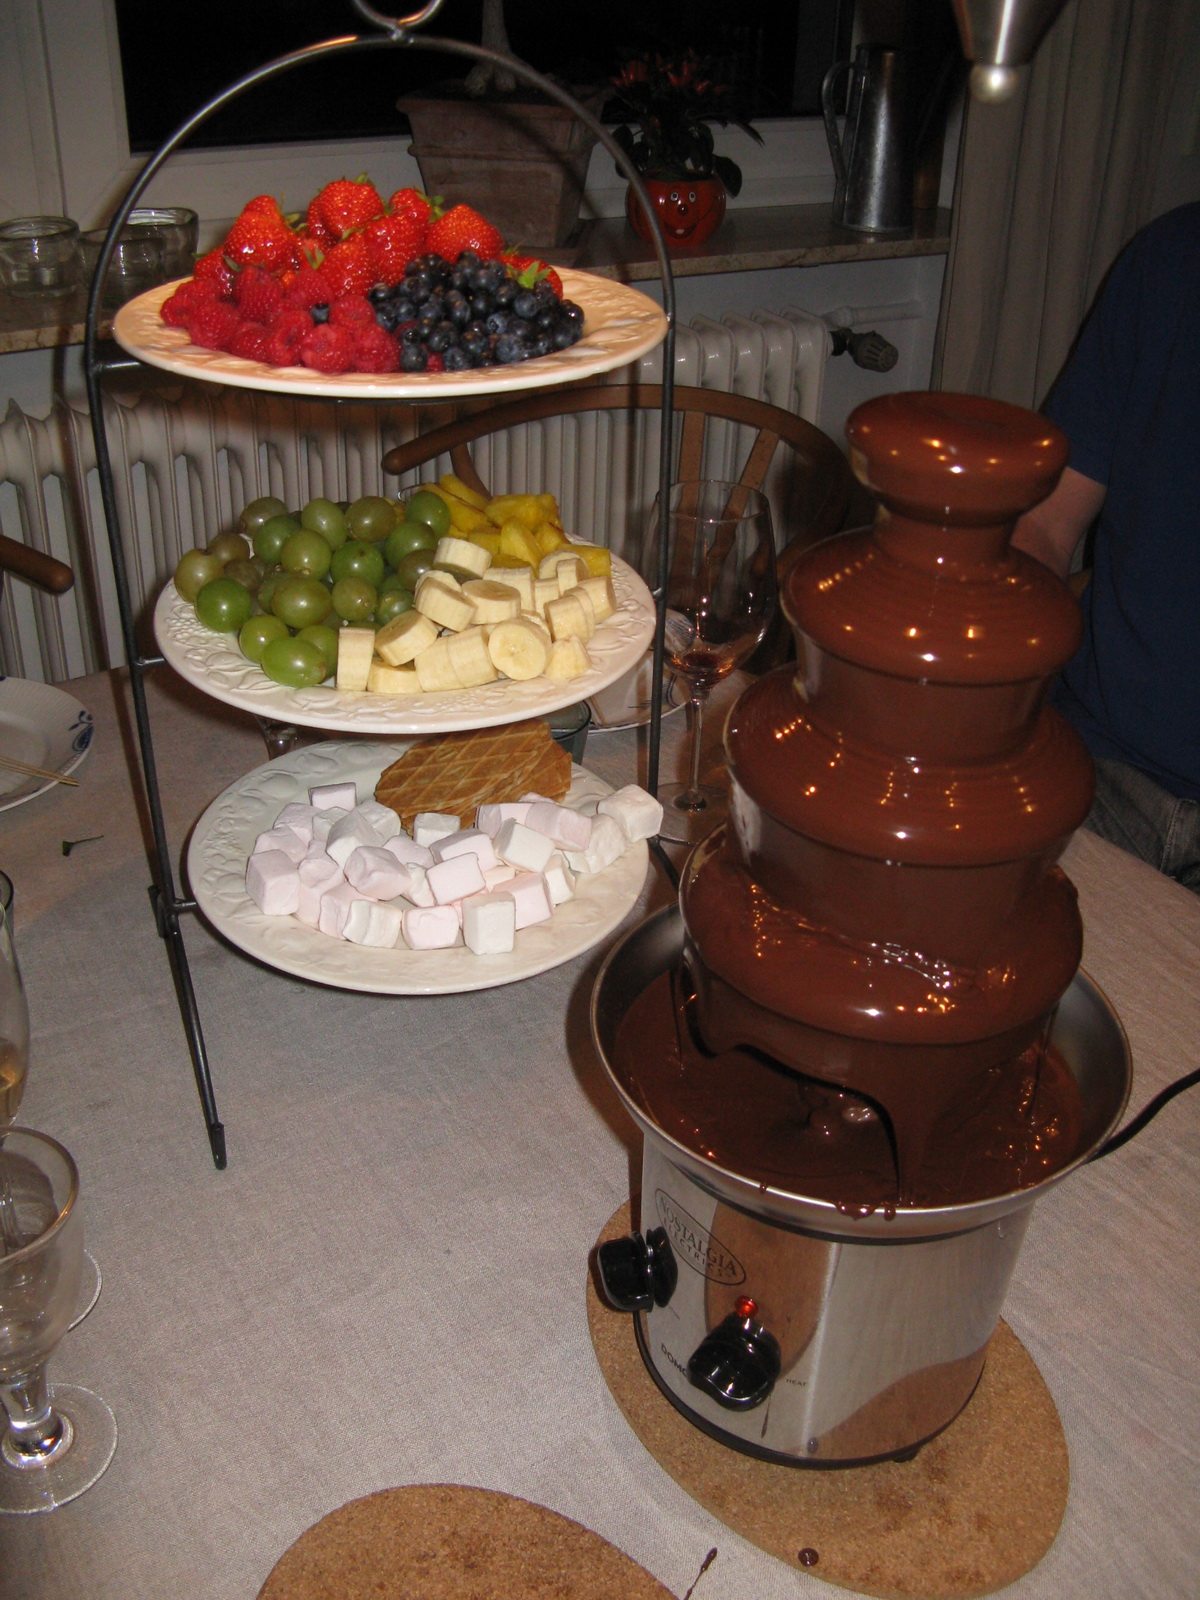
xmin=588 ymin=1203 xmax=1069 ymax=1600
xmin=256 ymin=1482 xmax=674 ymax=1600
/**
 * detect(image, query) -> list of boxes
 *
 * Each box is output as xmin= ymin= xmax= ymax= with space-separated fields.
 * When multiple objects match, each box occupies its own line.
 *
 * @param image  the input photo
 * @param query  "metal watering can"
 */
xmin=821 ymin=45 xmax=918 ymax=235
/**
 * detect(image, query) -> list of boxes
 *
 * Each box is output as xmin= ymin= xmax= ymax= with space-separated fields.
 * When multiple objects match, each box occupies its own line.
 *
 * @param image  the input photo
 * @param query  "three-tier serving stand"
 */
xmin=83 ymin=0 xmax=680 ymax=1168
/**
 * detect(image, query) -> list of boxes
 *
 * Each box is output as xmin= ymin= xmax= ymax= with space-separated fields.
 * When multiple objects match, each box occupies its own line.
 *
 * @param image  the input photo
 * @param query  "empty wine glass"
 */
xmin=0 ymin=1127 xmax=117 ymax=1513
xmin=644 ymin=481 xmax=777 ymax=844
xmin=0 ymin=874 xmax=101 ymax=1327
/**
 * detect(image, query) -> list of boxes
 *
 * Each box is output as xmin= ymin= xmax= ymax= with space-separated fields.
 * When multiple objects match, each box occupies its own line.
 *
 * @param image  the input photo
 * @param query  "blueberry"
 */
xmin=399 ymin=342 xmax=428 ymax=372
xmin=512 ymin=290 xmax=539 ymax=321
xmin=443 ymin=346 xmax=472 ymax=371
xmin=311 ymin=303 xmax=330 ymax=324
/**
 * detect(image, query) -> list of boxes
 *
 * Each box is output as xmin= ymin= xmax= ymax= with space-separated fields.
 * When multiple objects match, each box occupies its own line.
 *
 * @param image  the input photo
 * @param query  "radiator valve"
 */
xmin=828 ymin=327 xmax=899 ymax=372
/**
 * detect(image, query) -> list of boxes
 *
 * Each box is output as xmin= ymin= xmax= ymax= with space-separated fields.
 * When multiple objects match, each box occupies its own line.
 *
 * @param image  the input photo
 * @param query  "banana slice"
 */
xmin=545 ymin=636 xmax=591 ymax=681
xmin=532 ymin=577 xmax=560 ymax=616
xmin=488 ymin=565 xmax=535 ymax=611
xmin=487 ymin=617 xmax=551 ymax=681
xmin=446 ymin=625 xmax=498 ymax=687
xmin=374 ymin=609 xmax=439 ymax=666
xmin=413 ymin=637 xmax=463 ymax=692
xmin=545 ymin=590 xmax=593 ymax=643
xmin=416 ymin=574 xmax=475 ymax=632
xmin=366 ymin=660 xmax=420 ymax=694
xmin=463 ymin=578 xmax=522 ymax=624
xmin=433 ymin=534 xmax=492 ymax=579
xmin=576 ymin=574 xmax=616 ymax=623
xmin=538 ymin=552 xmax=588 ymax=594
xmin=334 ymin=626 xmax=376 ymax=692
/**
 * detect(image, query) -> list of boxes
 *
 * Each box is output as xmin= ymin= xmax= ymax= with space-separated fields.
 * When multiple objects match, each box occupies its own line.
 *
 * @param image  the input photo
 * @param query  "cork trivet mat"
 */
xmin=588 ymin=1203 xmax=1069 ymax=1600
xmin=256 ymin=1482 xmax=675 ymax=1599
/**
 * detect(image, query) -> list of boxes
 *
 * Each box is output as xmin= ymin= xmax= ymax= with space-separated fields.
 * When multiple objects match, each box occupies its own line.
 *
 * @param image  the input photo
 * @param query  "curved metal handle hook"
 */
xmin=350 ymin=0 xmax=447 ymax=35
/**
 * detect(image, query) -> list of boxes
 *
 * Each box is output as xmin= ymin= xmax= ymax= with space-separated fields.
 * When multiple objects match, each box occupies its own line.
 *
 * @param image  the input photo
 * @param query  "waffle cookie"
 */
xmin=375 ymin=721 xmax=571 ymax=830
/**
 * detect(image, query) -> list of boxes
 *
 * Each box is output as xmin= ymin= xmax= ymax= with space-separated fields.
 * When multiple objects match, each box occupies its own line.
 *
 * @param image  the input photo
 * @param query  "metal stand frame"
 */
xmin=82 ymin=0 xmax=678 ymax=1168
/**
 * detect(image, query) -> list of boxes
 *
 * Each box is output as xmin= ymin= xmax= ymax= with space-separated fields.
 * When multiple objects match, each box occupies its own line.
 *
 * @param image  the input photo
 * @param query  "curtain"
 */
xmin=932 ymin=0 xmax=1198 ymax=407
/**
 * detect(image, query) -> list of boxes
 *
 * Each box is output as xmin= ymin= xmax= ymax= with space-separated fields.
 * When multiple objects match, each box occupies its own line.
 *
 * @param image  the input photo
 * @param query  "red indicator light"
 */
xmin=735 ymin=1296 xmax=758 ymax=1320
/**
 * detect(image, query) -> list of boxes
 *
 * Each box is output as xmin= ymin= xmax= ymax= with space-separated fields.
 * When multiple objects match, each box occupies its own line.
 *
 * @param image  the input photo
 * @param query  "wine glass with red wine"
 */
xmin=645 ymin=481 xmax=776 ymax=844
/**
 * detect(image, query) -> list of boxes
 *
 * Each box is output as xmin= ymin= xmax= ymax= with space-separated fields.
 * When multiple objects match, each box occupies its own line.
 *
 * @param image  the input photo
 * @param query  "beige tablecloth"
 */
xmin=0 ymin=667 xmax=1196 ymax=1599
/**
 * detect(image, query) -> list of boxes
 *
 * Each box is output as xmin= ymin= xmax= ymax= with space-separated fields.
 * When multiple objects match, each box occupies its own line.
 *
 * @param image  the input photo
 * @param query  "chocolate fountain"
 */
xmin=593 ymin=391 xmax=1130 ymax=1466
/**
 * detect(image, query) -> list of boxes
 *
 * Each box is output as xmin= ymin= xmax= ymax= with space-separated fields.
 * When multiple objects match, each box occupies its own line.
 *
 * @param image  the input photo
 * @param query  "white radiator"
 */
xmin=0 ymin=307 xmax=834 ymax=683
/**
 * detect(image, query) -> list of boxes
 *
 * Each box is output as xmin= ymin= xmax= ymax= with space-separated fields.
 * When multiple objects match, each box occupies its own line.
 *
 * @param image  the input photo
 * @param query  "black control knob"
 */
xmin=687 ymin=1309 xmax=781 ymax=1410
xmin=595 ymin=1227 xmax=677 ymax=1312
xmin=828 ymin=325 xmax=900 ymax=372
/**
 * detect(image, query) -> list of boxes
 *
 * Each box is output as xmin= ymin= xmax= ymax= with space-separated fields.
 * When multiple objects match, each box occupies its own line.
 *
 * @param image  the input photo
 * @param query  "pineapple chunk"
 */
xmin=567 ymin=542 xmax=613 ymax=578
xmin=498 ymin=521 xmax=542 ymax=568
xmin=438 ymin=472 xmax=488 ymax=511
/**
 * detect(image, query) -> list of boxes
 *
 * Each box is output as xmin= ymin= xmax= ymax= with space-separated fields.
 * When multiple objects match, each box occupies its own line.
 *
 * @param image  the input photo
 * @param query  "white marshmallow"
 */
xmin=252 ymin=825 xmax=307 ymax=863
xmin=597 ymin=784 xmax=664 ymax=843
xmin=430 ymin=828 xmax=498 ymax=871
xmin=475 ymin=801 xmax=532 ymax=836
xmin=312 ymin=806 xmax=349 ymax=844
xmin=565 ymin=812 xmax=626 ymax=875
xmin=506 ymin=871 xmax=553 ymax=929
xmin=523 ymin=800 xmax=593 ymax=852
xmin=309 ymin=781 xmax=357 ymax=811
xmin=352 ymin=798 xmax=402 ymax=842
xmin=390 ymin=861 xmax=435 ymax=907
xmin=343 ymin=899 xmax=404 ymax=948
xmin=543 ymin=851 xmax=577 ymax=906
xmin=401 ymin=904 xmax=461 ymax=950
xmin=343 ymin=845 xmax=408 ymax=900
xmin=296 ymin=853 xmax=344 ymax=927
xmin=245 ymin=850 xmax=300 ymax=916
xmin=384 ymin=833 xmax=434 ymax=868
xmin=273 ymin=801 xmax=319 ymax=844
xmin=427 ymin=853 xmax=486 ymax=905
xmin=482 ymin=862 xmax=517 ymax=891
xmin=493 ymin=818 xmax=555 ymax=874
xmin=413 ymin=811 xmax=463 ymax=847
xmin=462 ymin=891 xmax=516 ymax=955
xmin=325 ymin=810 xmax=385 ymax=869
xmin=317 ymin=881 xmax=362 ymax=939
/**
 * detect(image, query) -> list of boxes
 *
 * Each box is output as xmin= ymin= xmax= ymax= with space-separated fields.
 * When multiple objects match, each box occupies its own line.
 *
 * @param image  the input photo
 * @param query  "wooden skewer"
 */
xmin=0 ymin=754 xmax=79 ymax=787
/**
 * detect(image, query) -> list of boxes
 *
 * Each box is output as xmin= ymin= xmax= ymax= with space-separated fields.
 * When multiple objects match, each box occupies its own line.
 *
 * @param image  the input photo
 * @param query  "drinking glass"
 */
xmin=0 ymin=217 xmax=82 ymax=298
xmin=0 ymin=1128 xmax=117 ymax=1513
xmin=127 ymin=207 xmax=198 ymax=278
xmin=644 ymin=481 xmax=776 ymax=844
xmin=0 ymin=875 xmax=101 ymax=1327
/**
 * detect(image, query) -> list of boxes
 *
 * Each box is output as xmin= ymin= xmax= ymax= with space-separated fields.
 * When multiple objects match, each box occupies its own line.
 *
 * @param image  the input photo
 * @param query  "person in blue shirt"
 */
xmin=1012 ymin=202 xmax=1200 ymax=892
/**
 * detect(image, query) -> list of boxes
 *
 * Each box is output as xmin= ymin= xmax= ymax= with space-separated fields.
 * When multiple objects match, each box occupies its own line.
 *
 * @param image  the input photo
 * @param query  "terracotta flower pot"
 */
xmin=625 ymin=176 xmax=727 ymax=248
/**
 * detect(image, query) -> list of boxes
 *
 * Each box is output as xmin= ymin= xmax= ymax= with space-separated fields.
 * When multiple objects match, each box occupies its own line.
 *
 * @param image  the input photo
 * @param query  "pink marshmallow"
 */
xmin=296 ymin=853 xmax=344 ymax=927
xmin=482 ymin=862 xmax=517 ymax=891
xmin=506 ymin=870 xmax=553 ymax=929
xmin=523 ymin=800 xmax=593 ymax=852
xmin=430 ymin=828 xmax=498 ymax=871
xmin=273 ymin=802 xmax=318 ymax=844
xmin=401 ymin=904 xmax=461 ymax=950
xmin=384 ymin=834 xmax=434 ymax=868
xmin=318 ymin=881 xmax=362 ymax=939
xmin=343 ymin=845 xmax=408 ymax=900
xmin=462 ymin=891 xmax=516 ymax=955
xmin=309 ymin=781 xmax=357 ymax=811
xmin=475 ymin=801 xmax=532 ymax=836
xmin=427 ymin=853 xmax=486 ymax=906
xmin=493 ymin=818 xmax=555 ymax=874
xmin=344 ymin=899 xmax=404 ymax=948
xmin=252 ymin=825 xmax=307 ymax=863
xmin=245 ymin=850 xmax=300 ymax=916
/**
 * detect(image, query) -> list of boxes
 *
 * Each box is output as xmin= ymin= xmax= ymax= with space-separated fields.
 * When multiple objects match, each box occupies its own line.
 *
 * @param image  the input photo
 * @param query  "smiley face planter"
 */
xmin=626 ymin=177 xmax=727 ymax=247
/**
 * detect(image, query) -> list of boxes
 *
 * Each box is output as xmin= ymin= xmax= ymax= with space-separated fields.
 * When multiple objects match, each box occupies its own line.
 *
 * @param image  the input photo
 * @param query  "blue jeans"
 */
xmin=1085 ymin=757 xmax=1200 ymax=893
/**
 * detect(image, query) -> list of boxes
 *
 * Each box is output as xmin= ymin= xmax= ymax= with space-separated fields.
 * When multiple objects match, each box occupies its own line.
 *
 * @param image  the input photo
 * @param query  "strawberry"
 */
xmin=426 ymin=203 xmax=504 ymax=262
xmin=364 ymin=211 xmax=429 ymax=287
xmin=310 ymin=176 xmax=385 ymax=242
xmin=191 ymin=248 xmax=236 ymax=297
xmin=502 ymin=252 xmax=564 ymax=298
xmin=351 ymin=324 xmax=400 ymax=374
xmin=388 ymin=187 xmax=438 ymax=226
xmin=232 ymin=265 xmax=284 ymax=323
xmin=319 ymin=235 xmax=378 ymax=298
xmin=223 ymin=196 xmax=295 ymax=273
xmin=280 ymin=255 xmax=334 ymax=311
xmin=184 ymin=300 xmax=242 ymax=352
xmin=299 ymin=322 xmax=356 ymax=375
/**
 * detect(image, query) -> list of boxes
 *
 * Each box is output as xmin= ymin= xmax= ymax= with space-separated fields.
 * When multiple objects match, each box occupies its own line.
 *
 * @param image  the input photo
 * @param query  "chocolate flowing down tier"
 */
xmin=680 ymin=391 xmax=1094 ymax=1198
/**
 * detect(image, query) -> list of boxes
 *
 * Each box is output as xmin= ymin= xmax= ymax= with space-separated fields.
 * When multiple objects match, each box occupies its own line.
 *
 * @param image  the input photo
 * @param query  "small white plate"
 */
xmin=187 ymin=740 xmax=648 ymax=995
xmin=113 ymin=269 xmax=668 ymax=399
xmin=587 ymin=652 xmax=685 ymax=732
xmin=0 ymin=677 xmax=94 ymax=811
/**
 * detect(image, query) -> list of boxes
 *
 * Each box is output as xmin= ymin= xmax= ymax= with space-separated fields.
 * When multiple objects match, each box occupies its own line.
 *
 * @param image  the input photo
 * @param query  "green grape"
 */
xmin=255 ymin=568 xmax=286 ymax=613
xmin=345 ymin=495 xmax=399 ymax=543
xmin=270 ymin=574 xmax=333 ymax=630
xmin=279 ymin=528 xmax=333 ymax=580
xmin=300 ymin=497 xmax=349 ymax=550
xmin=394 ymin=547 xmax=436 ymax=591
xmin=374 ymin=588 xmax=414 ymax=626
xmin=384 ymin=519 xmax=438 ymax=570
xmin=195 ymin=576 xmax=254 ymax=633
xmin=330 ymin=575 xmax=378 ymax=623
xmin=207 ymin=530 xmax=252 ymax=565
xmin=239 ymin=613 xmax=289 ymax=663
xmin=296 ymin=623 xmax=339 ymax=678
xmin=330 ymin=539 xmax=386 ymax=589
xmin=253 ymin=512 xmax=301 ymax=565
xmin=405 ymin=489 xmax=452 ymax=539
xmin=261 ymin=635 xmax=328 ymax=689
xmin=223 ymin=557 xmax=263 ymax=594
xmin=238 ymin=495 xmax=289 ymax=536
xmin=174 ymin=547 xmax=224 ymax=602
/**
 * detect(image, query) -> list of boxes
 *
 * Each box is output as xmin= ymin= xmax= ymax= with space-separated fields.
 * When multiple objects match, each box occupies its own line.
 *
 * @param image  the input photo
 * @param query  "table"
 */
xmin=0 ymin=666 xmax=1196 ymax=1599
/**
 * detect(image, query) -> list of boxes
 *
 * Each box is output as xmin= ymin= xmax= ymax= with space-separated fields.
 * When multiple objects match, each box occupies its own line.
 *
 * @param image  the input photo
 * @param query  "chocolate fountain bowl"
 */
xmin=591 ymin=905 xmax=1131 ymax=1468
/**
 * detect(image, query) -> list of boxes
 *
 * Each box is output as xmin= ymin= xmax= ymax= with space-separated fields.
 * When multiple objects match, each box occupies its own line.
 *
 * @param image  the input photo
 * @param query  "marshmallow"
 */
xmin=309 ymin=781 xmax=357 ymax=811
xmin=384 ymin=833 xmax=434 ymax=868
xmin=475 ymin=801 xmax=532 ymax=837
xmin=317 ymin=881 xmax=362 ymax=939
xmin=523 ymin=800 xmax=593 ymax=852
xmin=344 ymin=899 xmax=404 ymax=948
xmin=597 ymin=784 xmax=664 ymax=842
xmin=493 ymin=818 xmax=555 ymax=874
xmin=401 ymin=904 xmax=461 ymax=950
xmin=246 ymin=850 xmax=300 ymax=916
xmin=427 ymin=853 xmax=487 ymax=906
xmin=482 ymin=862 xmax=517 ymax=891
xmin=543 ymin=851 xmax=577 ymax=906
xmin=343 ymin=845 xmax=408 ymax=900
xmin=390 ymin=861 xmax=435 ymax=907
xmin=430 ymin=828 xmax=498 ymax=871
xmin=312 ymin=806 xmax=349 ymax=844
xmin=352 ymin=798 xmax=403 ymax=843
xmin=413 ymin=811 xmax=463 ymax=847
xmin=296 ymin=853 xmax=344 ymax=927
xmin=325 ymin=810 xmax=385 ymax=869
xmin=506 ymin=871 xmax=554 ymax=929
xmin=565 ymin=812 xmax=626 ymax=875
xmin=252 ymin=825 xmax=307 ymax=863
xmin=273 ymin=802 xmax=319 ymax=844
xmin=462 ymin=891 xmax=516 ymax=955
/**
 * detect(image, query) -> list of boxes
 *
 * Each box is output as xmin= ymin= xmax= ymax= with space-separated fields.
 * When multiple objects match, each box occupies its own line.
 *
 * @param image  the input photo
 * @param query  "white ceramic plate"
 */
xmin=112 ymin=270 xmax=667 ymax=398
xmin=0 ymin=677 xmax=94 ymax=811
xmin=154 ymin=556 xmax=655 ymax=734
xmin=587 ymin=651 xmax=686 ymax=732
xmin=187 ymin=741 xmax=648 ymax=995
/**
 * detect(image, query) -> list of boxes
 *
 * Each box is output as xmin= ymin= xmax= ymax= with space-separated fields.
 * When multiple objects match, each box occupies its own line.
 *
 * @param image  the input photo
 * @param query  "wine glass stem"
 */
xmin=1 ymin=1370 xmax=69 ymax=1468
xmin=679 ymin=687 xmax=710 ymax=810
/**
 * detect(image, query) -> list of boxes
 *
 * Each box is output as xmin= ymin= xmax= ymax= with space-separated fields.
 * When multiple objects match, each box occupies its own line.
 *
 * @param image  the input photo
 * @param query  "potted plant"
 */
xmin=607 ymin=49 xmax=764 ymax=248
